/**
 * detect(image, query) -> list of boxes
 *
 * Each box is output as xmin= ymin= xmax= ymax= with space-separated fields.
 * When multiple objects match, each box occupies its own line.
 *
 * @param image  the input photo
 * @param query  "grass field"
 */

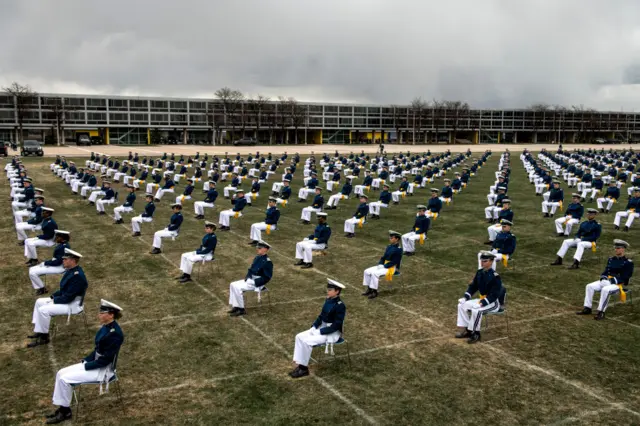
xmin=1 ymin=152 xmax=639 ymax=426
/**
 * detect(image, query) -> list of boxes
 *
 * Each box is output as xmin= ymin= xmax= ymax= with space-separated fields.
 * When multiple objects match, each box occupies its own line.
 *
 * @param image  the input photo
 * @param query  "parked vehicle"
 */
xmin=232 ymin=137 xmax=258 ymax=146
xmin=21 ymin=140 xmax=44 ymax=156
xmin=76 ymin=133 xmax=91 ymax=146
xmin=594 ymin=138 xmax=606 ymax=144
xmin=90 ymin=136 xmax=103 ymax=145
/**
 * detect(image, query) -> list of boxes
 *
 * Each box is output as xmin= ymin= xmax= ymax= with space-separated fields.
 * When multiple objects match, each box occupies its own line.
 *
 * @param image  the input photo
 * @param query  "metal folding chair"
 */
xmin=72 ymin=352 xmax=125 ymax=421
xmin=194 ymin=257 xmax=219 ymax=281
xmin=312 ymin=322 xmax=352 ymax=369
xmin=50 ymin=308 xmax=90 ymax=340
xmin=483 ymin=288 xmax=509 ymax=335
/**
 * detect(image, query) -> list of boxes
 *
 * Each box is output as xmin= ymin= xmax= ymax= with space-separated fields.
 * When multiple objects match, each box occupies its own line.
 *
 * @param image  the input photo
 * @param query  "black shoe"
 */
xmin=600 ymin=208 xmax=605 ymax=213
xmin=132 ymin=232 xmax=141 ymax=237
xmin=17 ymin=240 xmax=25 ymax=246
xmin=45 ymin=408 xmax=72 ymax=424
xmin=45 ymin=408 xmax=61 ymax=419
xmin=367 ymin=289 xmax=379 ymax=299
xmin=248 ymin=240 xmax=259 ymax=246
xmin=27 ymin=332 xmax=42 ymax=339
xmin=300 ymin=263 xmax=313 ymax=269
xmin=467 ymin=331 xmax=481 ymax=344
xmin=150 ymin=248 xmax=161 ymax=254
xmin=624 ymin=226 xmax=630 ymax=232
xmin=605 ymin=209 xmax=610 ymax=214
xmin=568 ymin=260 xmax=580 ymax=270
xmin=346 ymin=233 xmax=355 ymax=238
xmin=455 ymin=329 xmax=471 ymax=339
xmin=228 ymin=307 xmax=239 ymax=314
xmin=576 ymin=307 xmax=592 ymax=315
xmin=301 ymin=220 xmax=310 ymax=225
xmin=288 ymin=366 xmax=309 ymax=379
xmin=179 ymin=275 xmax=193 ymax=283
xmin=27 ymin=334 xmax=50 ymax=348
xmin=35 ymin=287 xmax=48 ymax=296
xmin=557 ymin=232 xmax=565 ymax=237
xmin=594 ymin=311 xmax=605 ymax=320
xmin=404 ymin=251 xmax=415 ymax=256
xmin=230 ymin=308 xmax=246 ymax=317
xmin=88 ymin=201 xmax=95 ymax=206
xmin=486 ymin=219 xmax=493 ymax=223
xmin=393 ymin=202 xmax=399 ymax=205
xmin=98 ymin=211 xmax=106 ymax=215
xmin=175 ymin=273 xmax=186 ymax=280
xmin=362 ymin=287 xmax=373 ymax=296
xmin=544 ymin=213 xmax=549 ymax=218
xmin=194 ymin=215 xmax=204 ymax=219
xmin=550 ymin=257 xmax=563 ymax=266
xmin=154 ymin=198 xmax=161 ymax=202
xmin=294 ymin=260 xmax=305 ymax=266
xmin=483 ymin=240 xmax=493 ymax=245
xmin=614 ymin=225 xmax=620 ymax=230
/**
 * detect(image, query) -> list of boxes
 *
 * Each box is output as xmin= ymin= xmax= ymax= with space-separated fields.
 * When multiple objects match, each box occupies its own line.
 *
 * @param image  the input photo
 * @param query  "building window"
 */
xmin=189 ymin=101 xmax=206 ymax=112
xmin=189 ymin=114 xmax=207 ymax=124
xmin=87 ymin=112 xmax=107 ymax=124
xmin=86 ymin=98 xmax=106 ymax=110
xmin=108 ymin=99 xmax=128 ymax=111
xmin=170 ymin=101 xmax=187 ymax=112
xmin=170 ymin=114 xmax=187 ymax=125
xmin=150 ymin=100 xmax=168 ymax=111
xmin=64 ymin=97 xmax=85 ymax=109
xmin=325 ymin=117 xmax=338 ymax=125
xmin=324 ymin=106 xmax=338 ymax=115
xmin=308 ymin=105 xmax=322 ymax=114
xmin=354 ymin=107 xmax=367 ymax=116
xmin=339 ymin=106 xmax=353 ymax=115
xmin=308 ymin=116 xmax=323 ymax=126
xmin=339 ymin=117 xmax=352 ymax=127
xmin=368 ymin=118 xmax=380 ymax=127
xmin=130 ymin=99 xmax=148 ymax=111
xmin=151 ymin=113 xmax=169 ymax=124
xmin=109 ymin=113 xmax=128 ymax=124
xmin=67 ymin=111 xmax=86 ymax=124
xmin=0 ymin=110 xmax=14 ymax=123
xmin=130 ymin=113 xmax=148 ymax=124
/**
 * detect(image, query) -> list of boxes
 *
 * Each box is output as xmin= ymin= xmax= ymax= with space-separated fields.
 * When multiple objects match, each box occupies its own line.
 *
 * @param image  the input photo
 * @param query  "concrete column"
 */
xmin=183 ymin=128 xmax=188 ymax=145
xmin=532 ymin=132 xmax=538 ymax=144
xmin=513 ymin=132 xmax=518 ymax=144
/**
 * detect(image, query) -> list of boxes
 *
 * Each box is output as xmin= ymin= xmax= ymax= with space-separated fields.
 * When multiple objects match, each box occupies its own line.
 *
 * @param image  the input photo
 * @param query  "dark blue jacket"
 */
xmin=379 ymin=244 xmax=403 ymax=270
xmin=492 ymin=232 xmax=517 ymax=255
xmin=601 ymin=256 xmax=634 ymax=286
xmin=307 ymin=177 xmax=318 ymax=189
xmin=204 ymin=189 xmax=218 ymax=203
xmin=45 ymin=242 xmax=70 ymax=267
xmin=265 ymin=207 xmax=280 ymax=225
xmin=196 ymin=233 xmax=217 ymax=255
xmin=162 ymin=179 xmax=175 ymax=190
xmin=142 ymin=202 xmax=156 ymax=218
xmin=549 ymin=188 xmax=564 ymax=202
xmin=427 ymin=197 xmax=442 ymax=213
xmin=232 ymin=197 xmax=247 ymax=212
xmin=183 ymin=185 xmax=194 ymax=196
xmin=38 ymin=217 xmax=58 ymax=240
xmin=27 ymin=205 xmax=44 ymax=225
xmin=123 ymin=192 xmax=136 ymax=208
xmin=103 ymin=188 xmax=115 ymax=200
xmin=413 ymin=215 xmax=430 ymax=234
xmin=354 ymin=203 xmax=369 ymax=219
xmin=565 ymin=203 xmax=584 ymax=220
xmin=465 ymin=269 xmax=504 ymax=306
xmin=625 ymin=197 xmax=640 ymax=211
xmin=604 ymin=186 xmax=620 ymax=200
xmin=313 ymin=297 xmax=346 ymax=335
xmin=309 ymin=223 xmax=331 ymax=245
xmin=245 ymin=254 xmax=273 ymax=287
xmin=83 ymin=321 xmax=124 ymax=371
xmin=280 ymin=186 xmax=291 ymax=200
xmin=167 ymin=213 xmax=183 ymax=231
xmin=441 ymin=186 xmax=453 ymax=198
xmin=575 ymin=220 xmax=601 ymax=242
xmin=498 ymin=208 xmax=514 ymax=222
xmin=379 ymin=190 xmax=391 ymax=204
xmin=312 ymin=194 xmax=324 ymax=209
xmin=52 ymin=266 xmax=88 ymax=304
xmin=340 ymin=183 xmax=353 ymax=196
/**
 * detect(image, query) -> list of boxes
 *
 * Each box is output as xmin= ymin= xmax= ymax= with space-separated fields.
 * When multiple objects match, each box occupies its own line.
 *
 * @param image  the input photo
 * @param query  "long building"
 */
xmin=1 ymin=92 xmax=638 ymax=145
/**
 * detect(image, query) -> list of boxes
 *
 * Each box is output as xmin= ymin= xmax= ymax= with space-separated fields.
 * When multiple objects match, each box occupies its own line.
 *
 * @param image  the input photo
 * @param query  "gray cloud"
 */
xmin=2 ymin=0 xmax=640 ymax=110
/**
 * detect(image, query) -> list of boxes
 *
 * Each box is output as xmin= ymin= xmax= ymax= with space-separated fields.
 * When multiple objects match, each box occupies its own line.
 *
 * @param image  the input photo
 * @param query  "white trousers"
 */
xmin=113 ymin=172 xmax=125 ymax=182
xmin=614 ymin=210 xmax=639 ymax=227
xmin=298 ymin=188 xmax=314 ymax=200
xmin=154 ymin=188 xmax=174 ymax=200
xmin=223 ymin=186 xmax=237 ymax=198
xmin=219 ymin=210 xmax=241 ymax=227
xmin=344 ymin=217 xmax=364 ymax=234
xmin=584 ymin=279 xmax=621 ymax=312
xmin=543 ymin=191 xmax=550 ymax=202
xmin=71 ymin=180 xmax=85 ymax=193
xmin=16 ymin=223 xmax=38 ymax=241
xmin=362 ymin=265 xmax=389 ymax=290
xmin=487 ymin=193 xmax=497 ymax=206
xmin=153 ymin=229 xmax=178 ymax=249
xmin=295 ymin=240 xmax=326 ymax=263
xmin=301 ymin=207 xmax=321 ymax=221
xmin=401 ymin=232 xmax=424 ymax=253
xmin=541 ymin=201 xmax=561 ymax=214
xmin=354 ymin=185 xmax=368 ymax=195
xmin=555 ymin=217 xmax=580 ymax=235
xmin=113 ymin=205 xmax=133 ymax=220
xmin=484 ymin=206 xmax=501 ymax=219
xmin=577 ymin=182 xmax=591 ymax=192
xmin=32 ymin=297 xmax=83 ymax=334
xmin=369 ymin=202 xmax=388 ymax=216
xmin=88 ymin=190 xmax=105 ymax=203
xmin=80 ymin=186 xmax=98 ymax=197
xmin=391 ymin=191 xmax=406 ymax=203
xmin=293 ymin=326 xmax=341 ymax=367
xmin=180 ymin=251 xmax=213 ymax=274
xmin=97 ymin=198 xmax=115 ymax=212
xmin=535 ymin=183 xmax=549 ymax=194
xmin=327 ymin=194 xmax=346 ymax=207
xmin=52 ymin=362 xmax=113 ymax=407
xmin=457 ymin=299 xmax=499 ymax=332
xmin=229 ymin=278 xmax=256 ymax=308
xmin=25 ymin=238 xmax=55 ymax=259
xmin=596 ymin=198 xmax=615 ymax=210
xmin=131 ymin=215 xmax=153 ymax=233
xmin=557 ymin=239 xmax=592 ymax=261
xmin=244 ymin=193 xmax=258 ymax=204
xmin=29 ymin=263 xmax=65 ymax=289
xmin=272 ymin=182 xmax=284 ymax=193
xmin=145 ymin=183 xmax=160 ymax=194
xmin=250 ymin=222 xmax=276 ymax=241
xmin=487 ymin=224 xmax=501 ymax=241
xmin=584 ymin=188 xmax=600 ymax=200
xmin=194 ymin=201 xmax=215 ymax=215
xmin=175 ymin=195 xmax=192 ymax=205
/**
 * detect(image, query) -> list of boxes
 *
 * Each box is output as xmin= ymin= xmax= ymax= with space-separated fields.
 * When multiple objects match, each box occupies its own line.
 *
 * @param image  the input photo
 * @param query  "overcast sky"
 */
xmin=2 ymin=0 xmax=640 ymax=110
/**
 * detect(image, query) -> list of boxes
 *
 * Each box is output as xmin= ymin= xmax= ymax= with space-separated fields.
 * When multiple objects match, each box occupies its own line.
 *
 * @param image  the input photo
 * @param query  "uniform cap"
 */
xmin=383 ymin=184 xmax=390 ymax=188
xmin=283 ymin=179 xmax=291 ymax=182
xmin=170 ymin=203 xmax=183 ymax=209
xmin=327 ymin=278 xmax=345 ymax=290
xmin=388 ymin=230 xmax=402 ymax=238
xmin=430 ymin=188 xmax=439 ymax=193
xmin=553 ymin=180 xmax=561 ymax=184
xmin=444 ymin=178 xmax=451 ymax=182
xmin=235 ymin=189 xmax=245 ymax=193
xmin=359 ymin=194 xmax=369 ymax=200
xmin=34 ymin=188 xmax=45 ymax=192
xmin=187 ymin=178 xmax=193 ymax=182
xmin=315 ymin=186 xmax=323 ymax=191
xmin=145 ymin=193 xmax=154 ymax=197
xmin=35 ymin=195 xmax=45 ymax=200
xmin=256 ymin=240 xmax=271 ymax=249
xmin=125 ymin=184 xmax=134 ymax=188
xmin=614 ymin=239 xmax=630 ymax=248
xmin=633 ymin=187 xmax=640 ymax=192
xmin=103 ymin=180 xmax=111 ymax=184
xmin=24 ymin=178 xmax=32 ymax=183
xmin=500 ymin=219 xmax=513 ymax=226
xmin=587 ymin=208 xmax=598 ymax=214
xmin=416 ymin=204 xmax=427 ymax=210
xmin=62 ymin=248 xmax=82 ymax=259
xmin=204 ymin=221 xmax=217 ymax=229
xmin=571 ymin=193 xmax=581 ymax=198
xmin=99 ymin=299 xmax=123 ymax=313
xmin=268 ymin=197 xmax=277 ymax=202
xmin=497 ymin=186 xmax=507 ymax=190
xmin=42 ymin=207 xmax=55 ymax=212
xmin=55 ymin=230 xmax=70 ymax=235
xmin=502 ymin=199 xmax=511 ymax=203
xmin=479 ymin=251 xmax=497 ymax=260
xmin=317 ymin=212 xmax=328 ymax=217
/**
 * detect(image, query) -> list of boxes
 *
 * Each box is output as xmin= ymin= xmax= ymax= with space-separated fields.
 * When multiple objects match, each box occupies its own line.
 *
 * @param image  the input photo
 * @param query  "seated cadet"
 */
xmin=249 ymin=197 xmax=280 ymax=244
xmin=13 ymin=186 xmax=42 ymax=222
xmin=542 ymin=180 xmax=564 ymax=217
xmin=228 ymin=241 xmax=273 ymax=317
xmin=27 ymin=249 xmax=88 ymax=348
xmin=271 ymin=168 xmax=292 ymax=194
xmin=326 ymin=178 xmax=353 ymax=209
xmin=439 ymin=179 xmax=454 ymax=205
xmin=484 ymin=187 xmax=508 ymax=223
xmin=614 ymin=187 xmax=640 ymax=232
xmin=224 ymin=173 xmax=240 ymax=198
xmin=354 ymin=170 xmax=373 ymax=196
xmin=72 ymin=169 xmax=91 ymax=193
xmin=87 ymin=176 xmax=108 ymax=204
xmin=577 ymin=239 xmax=634 ymax=320
xmin=11 ymin=178 xmax=35 ymax=211
xmin=391 ymin=176 xmax=410 ymax=204
xmin=371 ymin=166 xmax=388 ymax=189
xmin=426 ymin=188 xmax=443 ymax=219
xmin=555 ymin=193 xmax=584 ymax=236
xmin=369 ymin=183 xmax=392 ymax=219
xmin=275 ymin=179 xmax=292 ymax=207
xmin=298 ymin=172 xmax=319 ymax=201
xmin=176 ymin=221 xmax=217 ymax=283
xmin=173 ymin=162 xmax=189 ymax=184
xmin=113 ymin=184 xmax=136 ymax=224
xmin=456 ymin=251 xmax=504 ymax=343
xmin=401 ymin=205 xmax=431 ymax=256
xmin=289 ymin=279 xmax=346 ymax=379
xmin=194 ymin=182 xmax=218 ymax=219
xmin=145 ymin=169 xmax=163 ymax=193
xmin=584 ymin=173 xmax=604 ymax=201
xmin=203 ymin=172 xmax=218 ymax=192
xmin=45 ymin=300 xmax=124 ymax=424
xmin=551 ymin=208 xmax=602 ymax=269
xmin=361 ymin=230 xmax=403 ymax=299
xmin=175 ymin=178 xmax=195 ymax=205
xmin=122 ymin=163 xmax=138 ymax=186
xmin=477 ymin=220 xmax=516 ymax=270
xmin=244 ymin=178 xmax=260 ymax=205
xmin=301 ymin=187 xmax=325 ymax=224
xmin=326 ymin=169 xmax=341 ymax=192
xmin=154 ymin=174 xmax=176 ymax=202
xmin=451 ymin=172 xmax=463 ymax=193
xmin=597 ymin=181 xmax=620 ymax=213
xmin=408 ymin=173 xmax=423 ymax=194
xmin=485 ymin=199 xmax=513 ymax=243
xmin=218 ymin=189 xmax=247 ymax=231
xmin=15 ymin=195 xmax=45 ymax=242
xmin=131 ymin=194 xmax=156 ymax=236
xmin=150 ymin=203 xmax=183 ymax=254
xmin=295 ymin=213 xmax=331 ymax=269
xmin=24 ymin=208 xmax=58 ymax=266
xmin=29 ymin=230 xmax=70 ymax=296
xmin=344 ymin=195 xmax=369 ymax=238
xmin=95 ymin=180 xmax=116 ymax=214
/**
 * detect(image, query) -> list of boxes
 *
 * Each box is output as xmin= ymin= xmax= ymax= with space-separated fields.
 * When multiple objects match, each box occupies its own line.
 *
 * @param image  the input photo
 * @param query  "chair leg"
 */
xmin=505 ymin=312 xmax=509 ymax=335
xmin=114 ymin=381 xmax=126 ymax=414
xmin=73 ymin=386 xmax=81 ymax=421
xmin=345 ymin=340 xmax=352 ymax=369
xmin=82 ymin=311 xmax=90 ymax=337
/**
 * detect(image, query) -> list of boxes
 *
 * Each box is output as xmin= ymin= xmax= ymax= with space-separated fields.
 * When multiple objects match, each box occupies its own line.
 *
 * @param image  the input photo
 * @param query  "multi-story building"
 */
xmin=1 ymin=92 xmax=638 ymax=145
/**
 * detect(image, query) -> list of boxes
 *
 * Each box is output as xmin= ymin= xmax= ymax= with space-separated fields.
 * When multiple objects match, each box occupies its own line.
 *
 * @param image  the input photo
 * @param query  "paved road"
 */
xmin=6 ymin=143 xmax=637 ymax=158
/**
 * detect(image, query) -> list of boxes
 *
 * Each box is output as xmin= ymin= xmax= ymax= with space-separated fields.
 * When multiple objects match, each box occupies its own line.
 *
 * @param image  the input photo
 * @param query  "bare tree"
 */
xmin=410 ymin=97 xmax=426 ymax=145
xmin=214 ymin=87 xmax=243 ymax=144
xmin=288 ymin=97 xmax=308 ymax=144
xmin=529 ymin=103 xmax=550 ymax=138
xmin=262 ymin=102 xmax=277 ymax=145
xmin=444 ymin=100 xmax=470 ymax=144
xmin=46 ymin=97 xmax=66 ymax=146
xmin=2 ymin=82 xmax=38 ymax=147
xmin=247 ymin=95 xmax=270 ymax=141
xmin=277 ymin=96 xmax=290 ymax=144
xmin=431 ymin=99 xmax=445 ymax=144
xmin=550 ymin=105 xmax=567 ymax=143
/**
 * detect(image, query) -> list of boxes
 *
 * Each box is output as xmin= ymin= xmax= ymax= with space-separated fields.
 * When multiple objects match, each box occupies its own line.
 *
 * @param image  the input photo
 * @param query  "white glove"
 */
xmin=458 ymin=298 xmax=467 ymax=304
xmin=245 ymin=278 xmax=255 ymax=285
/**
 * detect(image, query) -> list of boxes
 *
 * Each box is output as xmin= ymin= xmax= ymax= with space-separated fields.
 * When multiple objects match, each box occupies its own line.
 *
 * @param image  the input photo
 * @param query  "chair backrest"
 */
xmin=111 ymin=350 xmax=120 ymax=372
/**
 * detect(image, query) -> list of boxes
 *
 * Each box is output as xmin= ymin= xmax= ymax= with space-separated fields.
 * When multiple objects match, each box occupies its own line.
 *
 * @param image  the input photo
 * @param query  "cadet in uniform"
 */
xmin=485 ymin=199 xmax=513 ymax=243
xmin=369 ymin=184 xmax=391 ymax=219
xmin=15 ymin=195 xmax=45 ymax=242
xmin=27 ymin=249 xmax=88 ymax=348
xmin=176 ymin=221 xmax=217 ymax=283
xmin=28 ymin=230 xmax=70 ymax=295
xmin=249 ymin=197 xmax=280 ymax=244
xmin=597 ymin=181 xmax=620 ymax=213
xmin=228 ymin=241 xmax=273 ymax=317
xmin=150 ymin=204 xmax=184 ymax=254
xmin=542 ymin=180 xmax=564 ymax=217
xmin=154 ymin=174 xmax=176 ymax=201
xmin=45 ymin=300 xmax=124 ymax=424
xmin=361 ymin=231 xmax=403 ymax=299
xmin=401 ymin=205 xmax=431 ymax=256
xmin=456 ymin=251 xmax=504 ymax=343
xmin=343 ymin=195 xmax=369 ymax=238
xmin=194 ymin=182 xmax=218 ymax=219
xmin=95 ymin=181 xmax=116 ymax=214
xmin=300 ymin=187 xmax=324 ymax=224
xmin=24 ymin=207 xmax=58 ymax=265
xmin=275 ymin=179 xmax=292 ymax=207
xmin=555 ymin=193 xmax=584 ymax=236
xmin=289 ymin=279 xmax=346 ymax=379
xmin=426 ymin=189 xmax=443 ymax=219
xmin=175 ymin=178 xmax=195 ymax=205
xmin=477 ymin=220 xmax=516 ymax=270
xmin=577 ymin=239 xmax=634 ymax=320
xmin=218 ymin=189 xmax=247 ymax=230
xmin=295 ymin=212 xmax=331 ymax=269
xmin=613 ymin=187 xmax=640 ymax=231
xmin=131 ymin=194 xmax=156 ymax=236
xmin=551 ymin=208 xmax=601 ymax=269
xmin=113 ymin=184 xmax=136 ymax=224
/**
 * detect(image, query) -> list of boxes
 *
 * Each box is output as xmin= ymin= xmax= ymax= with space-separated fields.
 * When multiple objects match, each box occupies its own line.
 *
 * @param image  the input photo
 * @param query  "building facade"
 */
xmin=0 ymin=92 xmax=638 ymax=145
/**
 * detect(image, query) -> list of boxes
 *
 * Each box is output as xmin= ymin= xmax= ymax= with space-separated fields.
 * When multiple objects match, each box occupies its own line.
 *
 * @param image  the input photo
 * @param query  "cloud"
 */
xmin=2 ymin=0 xmax=640 ymax=109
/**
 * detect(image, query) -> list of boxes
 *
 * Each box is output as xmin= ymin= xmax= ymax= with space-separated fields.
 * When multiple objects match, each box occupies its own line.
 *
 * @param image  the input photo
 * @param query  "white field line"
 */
xmin=47 ymin=342 xmax=59 ymax=374
xmin=548 ymin=405 xmax=623 ymax=425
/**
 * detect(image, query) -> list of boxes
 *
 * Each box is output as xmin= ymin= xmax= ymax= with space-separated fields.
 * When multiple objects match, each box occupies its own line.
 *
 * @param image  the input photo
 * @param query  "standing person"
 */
xmin=44 ymin=300 xmax=124 ymax=424
xmin=249 ymin=197 xmax=280 ymax=245
xmin=131 ymin=194 xmax=155 ymax=236
xmin=176 ymin=221 xmax=217 ymax=283
xmin=289 ymin=279 xmax=346 ymax=379
xmin=28 ymin=230 xmax=70 ymax=295
xmin=228 ymin=241 xmax=273 ymax=317
xmin=150 ymin=204 xmax=183 ymax=254
xmin=361 ymin=231 xmax=403 ymax=299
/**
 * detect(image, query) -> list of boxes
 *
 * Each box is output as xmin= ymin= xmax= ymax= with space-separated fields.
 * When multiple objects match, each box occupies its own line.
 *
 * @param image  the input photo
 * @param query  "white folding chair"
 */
xmin=72 ymin=351 xmax=124 ymax=421
xmin=482 ymin=289 xmax=509 ymax=335
xmin=312 ymin=321 xmax=352 ymax=369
